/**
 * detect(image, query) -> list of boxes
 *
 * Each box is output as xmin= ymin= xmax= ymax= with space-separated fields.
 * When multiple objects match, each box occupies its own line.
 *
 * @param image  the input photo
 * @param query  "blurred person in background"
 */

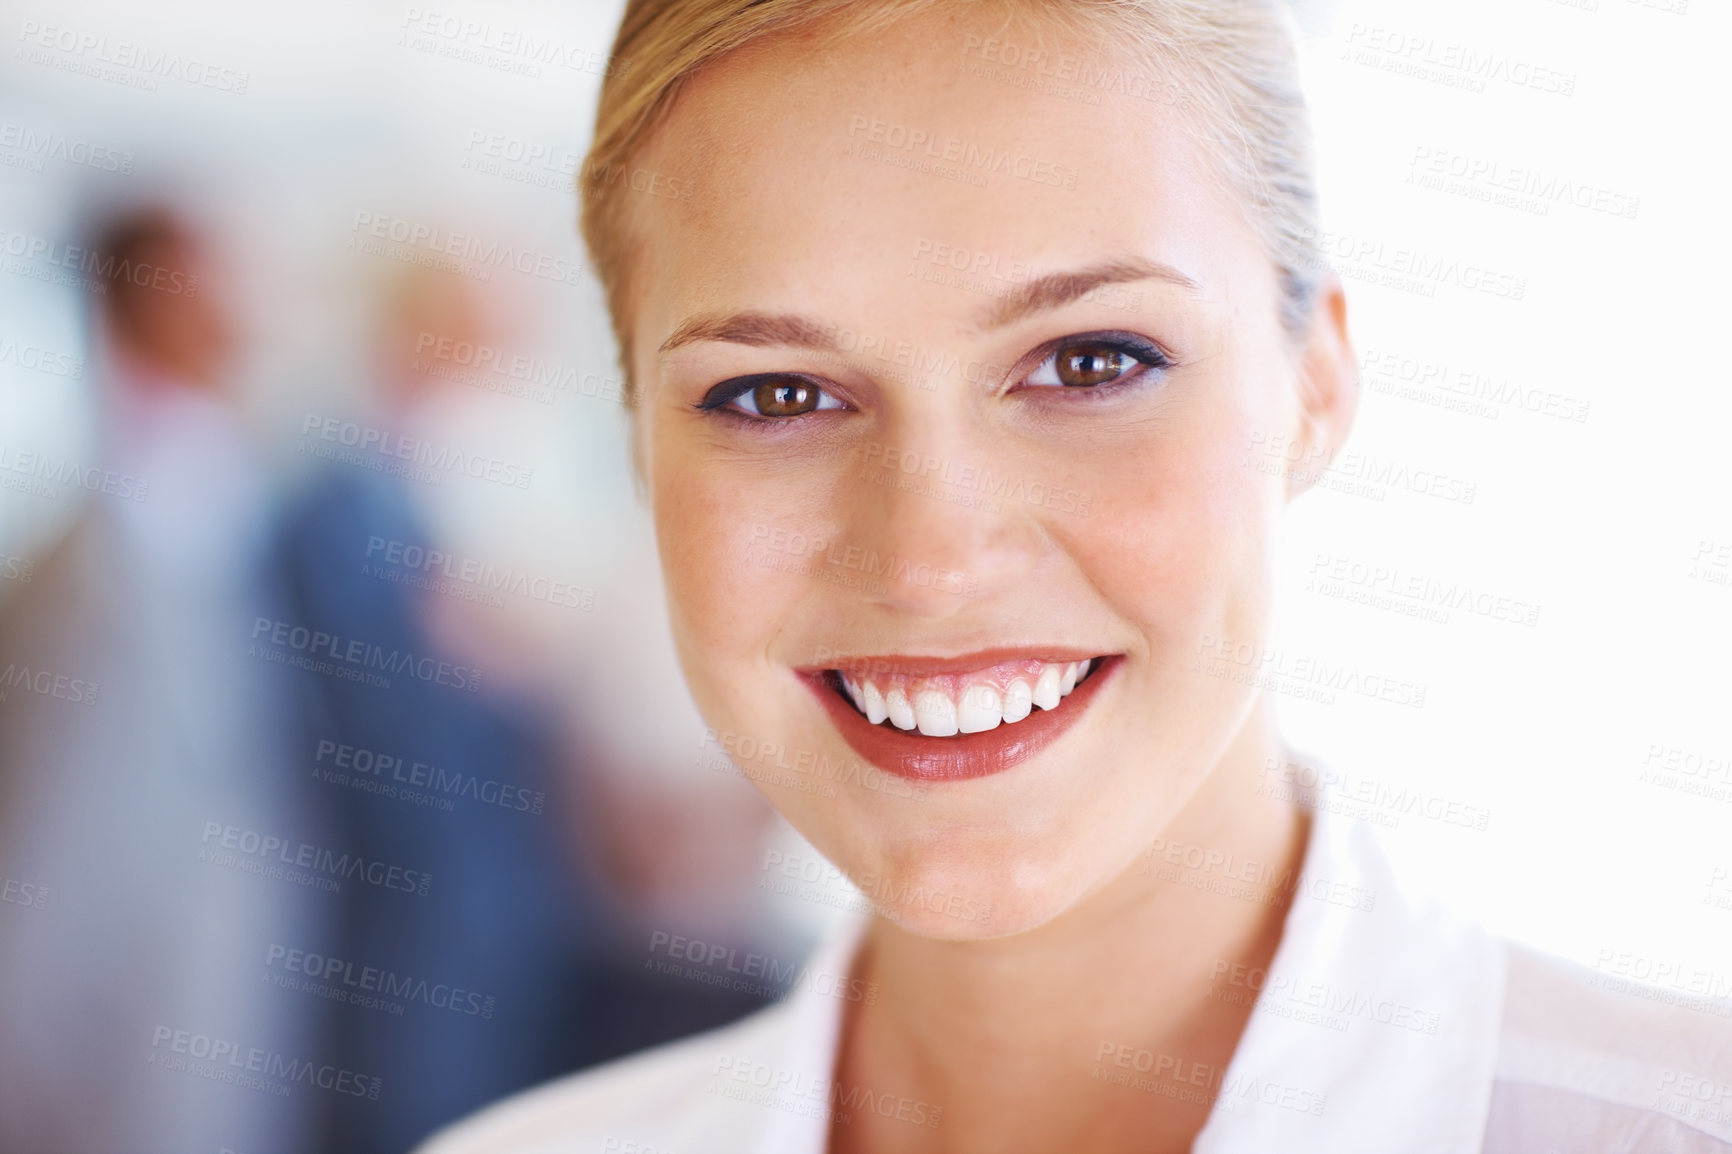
xmin=0 ymin=207 xmax=328 ymax=1153
xmin=271 ymin=264 xmax=774 ymax=1152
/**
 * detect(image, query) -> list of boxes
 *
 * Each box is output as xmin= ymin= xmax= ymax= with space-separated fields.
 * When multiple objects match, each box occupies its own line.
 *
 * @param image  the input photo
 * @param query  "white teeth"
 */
xmin=839 ymin=659 xmax=1100 ymax=736
xmin=957 ymin=685 xmax=1003 ymax=733
xmin=885 ymin=687 xmax=917 ymax=731
xmin=912 ymin=690 xmax=959 ymax=737
xmin=862 ymin=681 xmax=889 ymax=725
xmin=1032 ymin=665 xmax=1062 ymax=711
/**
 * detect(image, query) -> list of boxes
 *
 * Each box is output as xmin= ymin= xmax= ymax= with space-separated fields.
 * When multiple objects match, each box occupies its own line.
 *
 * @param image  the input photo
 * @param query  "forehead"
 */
xmin=626 ymin=5 xmax=1263 ymax=359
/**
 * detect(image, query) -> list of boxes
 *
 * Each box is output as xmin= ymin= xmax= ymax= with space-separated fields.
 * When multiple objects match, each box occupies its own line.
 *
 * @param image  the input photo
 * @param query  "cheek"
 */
xmin=1062 ymin=379 xmax=1282 ymax=655
xmin=647 ymin=426 xmax=839 ymax=702
xmin=651 ymin=447 xmax=761 ymax=681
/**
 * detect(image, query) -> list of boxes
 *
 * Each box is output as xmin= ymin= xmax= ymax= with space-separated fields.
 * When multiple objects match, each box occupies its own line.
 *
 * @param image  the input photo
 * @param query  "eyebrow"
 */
xmin=656 ymin=257 xmax=1200 ymax=354
xmin=982 ymin=257 xmax=1199 ymax=329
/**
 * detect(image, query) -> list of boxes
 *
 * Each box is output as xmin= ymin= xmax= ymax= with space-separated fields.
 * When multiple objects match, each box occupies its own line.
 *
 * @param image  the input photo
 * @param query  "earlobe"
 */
xmin=1286 ymin=276 xmax=1358 ymax=499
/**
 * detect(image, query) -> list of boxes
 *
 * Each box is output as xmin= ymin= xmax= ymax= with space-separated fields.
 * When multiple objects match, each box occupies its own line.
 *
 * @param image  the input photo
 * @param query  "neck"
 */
xmin=834 ymin=702 xmax=1308 ymax=1153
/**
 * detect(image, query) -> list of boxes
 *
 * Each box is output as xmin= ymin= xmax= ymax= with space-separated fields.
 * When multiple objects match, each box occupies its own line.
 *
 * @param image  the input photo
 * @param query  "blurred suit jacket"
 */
xmin=269 ymin=461 xmax=608 ymax=1153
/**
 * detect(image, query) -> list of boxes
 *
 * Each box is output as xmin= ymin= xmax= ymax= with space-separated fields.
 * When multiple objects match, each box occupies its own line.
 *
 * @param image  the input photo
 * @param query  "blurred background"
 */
xmin=0 ymin=0 xmax=1727 ymax=1150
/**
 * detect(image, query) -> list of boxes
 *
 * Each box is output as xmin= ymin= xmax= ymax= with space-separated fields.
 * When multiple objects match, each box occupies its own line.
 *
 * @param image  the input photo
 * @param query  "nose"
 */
xmin=845 ymin=433 xmax=1047 ymax=620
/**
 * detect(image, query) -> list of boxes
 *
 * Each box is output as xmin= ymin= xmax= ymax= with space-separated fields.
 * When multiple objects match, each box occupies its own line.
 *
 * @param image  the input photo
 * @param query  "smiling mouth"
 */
xmin=834 ymin=657 xmax=1098 ymax=736
xmin=798 ymin=650 xmax=1120 ymax=782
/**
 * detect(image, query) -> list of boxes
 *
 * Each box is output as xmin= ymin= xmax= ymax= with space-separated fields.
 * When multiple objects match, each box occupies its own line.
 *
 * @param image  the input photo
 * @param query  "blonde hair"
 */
xmin=579 ymin=0 xmax=1322 ymax=399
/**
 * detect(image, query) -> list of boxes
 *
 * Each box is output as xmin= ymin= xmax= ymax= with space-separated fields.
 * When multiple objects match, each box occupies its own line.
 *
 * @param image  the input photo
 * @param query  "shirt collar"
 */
xmin=1192 ymin=789 xmax=1506 ymax=1153
xmin=737 ymin=913 xmax=872 ymax=1151
xmin=767 ymin=784 xmax=1506 ymax=1153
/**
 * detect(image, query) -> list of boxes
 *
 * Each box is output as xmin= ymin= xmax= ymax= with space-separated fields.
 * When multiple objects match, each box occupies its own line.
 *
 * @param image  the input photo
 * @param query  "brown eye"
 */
xmin=751 ymin=377 xmax=820 ymax=417
xmin=699 ymin=374 xmax=844 ymax=420
xmin=1017 ymin=333 xmax=1171 ymax=395
xmin=1055 ymin=342 xmax=1135 ymax=387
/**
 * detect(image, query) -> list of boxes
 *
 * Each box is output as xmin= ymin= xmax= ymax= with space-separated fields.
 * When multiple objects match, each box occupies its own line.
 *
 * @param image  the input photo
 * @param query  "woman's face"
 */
xmin=623 ymin=8 xmax=1351 ymax=937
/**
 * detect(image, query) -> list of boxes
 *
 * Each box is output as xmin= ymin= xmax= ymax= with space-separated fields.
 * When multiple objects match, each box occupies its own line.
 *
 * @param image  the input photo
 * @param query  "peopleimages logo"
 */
xmin=249 ymin=616 xmax=483 ymax=693
xmin=1259 ymin=757 xmax=1491 ymax=833
xmin=348 ymin=211 xmax=586 ymax=289
xmin=861 ymin=441 xmax=1091 ymax=516
xmin=0 ymin=226 xmax=199 ymax=295
xmin=0 ymin=120 xmax=135 ymax=175
xmin=200 ymin=820 xmax=432 ymax=897
xmin=412 ymin=329 xmax=627 ymax=405
xmin=299 ymin=413 xmax=534 ymax=490
xmin=845 ymin=115 xmax=1080 ymax=190
xmin=709 ymin=1056 xmax=944 ymax=1129
xmin=0 ymin=662 xmax=99 ymax=707
xmin=0 ymin=335 xmax=86 ymax=378
xmin=148 ymin=1026 xmax=379 ymax=1099
xmin=0 ymin=439 xmax=149 ymax=502
xmin=313 ymin=738 xmax=547 ymax=815
xmin=14 ymin=20 xmax=251 ymax=94
xmin=397 ymin=8 xmax=627 ymax=78
xmin=1 ymin=875 xmax=48 ymax=910
xmin=265 ymin=944 xmax=496 ymax=1018
xmin=744 ymin=525 xmax=979 ymax=600
xmin=1091 ymin=1041 xmax=1327 ymax=1116
xmin=646 ymin=930 xmax=878 ymax=1005
xmin=365 ymin=535 xmax=595 ymax=611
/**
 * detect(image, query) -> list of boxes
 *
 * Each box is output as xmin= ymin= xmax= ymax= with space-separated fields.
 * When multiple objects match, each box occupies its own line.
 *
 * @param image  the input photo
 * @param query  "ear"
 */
xmin=1285 ymin=276 xmax=1358 ymax=500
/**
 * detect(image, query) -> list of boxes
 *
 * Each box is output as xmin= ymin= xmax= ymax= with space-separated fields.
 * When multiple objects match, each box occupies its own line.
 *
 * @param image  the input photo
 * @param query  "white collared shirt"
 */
xmin=418 ymin=796 xmax=1732 ymax=1153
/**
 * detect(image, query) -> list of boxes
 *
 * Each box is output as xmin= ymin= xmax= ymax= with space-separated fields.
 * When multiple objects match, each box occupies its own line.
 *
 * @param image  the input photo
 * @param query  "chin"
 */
xmin=846 ymin=830 xmax=1100 ymax=941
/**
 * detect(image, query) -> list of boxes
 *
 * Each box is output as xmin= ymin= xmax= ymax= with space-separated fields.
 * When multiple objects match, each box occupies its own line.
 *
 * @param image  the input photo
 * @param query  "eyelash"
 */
xmin=694 ymin=331 xmax=1174 ymax=423
xmin=695 ymin=374 xmax=842 ymax=420
xmin=1020 ymin=332 xmax=1173 ymax=396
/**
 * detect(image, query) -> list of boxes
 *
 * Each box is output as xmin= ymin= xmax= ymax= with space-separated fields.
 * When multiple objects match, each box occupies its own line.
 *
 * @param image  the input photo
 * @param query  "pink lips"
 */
xmin=798 ymin=651 xmax=1120 ymax=782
